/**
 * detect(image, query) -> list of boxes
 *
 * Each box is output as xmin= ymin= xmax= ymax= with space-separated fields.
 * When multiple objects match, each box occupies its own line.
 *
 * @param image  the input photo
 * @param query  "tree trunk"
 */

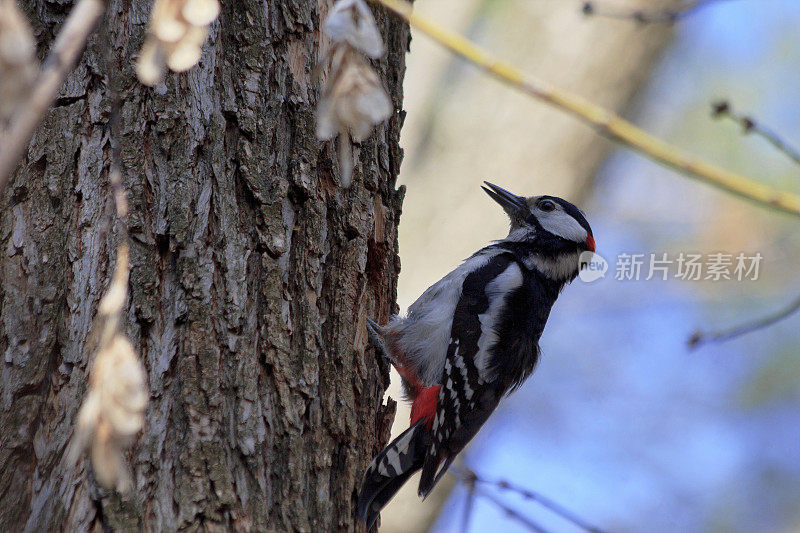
xmin=0 ymin=1 xmax=407 ymax=531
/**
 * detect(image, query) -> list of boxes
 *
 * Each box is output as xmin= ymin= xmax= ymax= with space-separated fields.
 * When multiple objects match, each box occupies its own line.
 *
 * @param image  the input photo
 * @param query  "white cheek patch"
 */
xmin=535 ymin=209 xmax=588 ymax=243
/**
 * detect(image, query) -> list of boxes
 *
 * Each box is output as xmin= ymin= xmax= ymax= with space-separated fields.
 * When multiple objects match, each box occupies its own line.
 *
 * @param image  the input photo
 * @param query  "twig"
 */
xmin=477 ymin=476 xmax=610 ymax=533
xmin=66 ymin=14 xmax=146 ymax=494
xmin=471 ymin=483 xmax=551 ymax=533
xmin=711 ymin=100 xmax=800 ymax=168
xmin=103 ymin=22 xmax=128 ymax=227
xmin=689 ymin=293 xmax=800 ymax=349
xmin=581 ymin=0 xmax=734 ymax=24
xmin=461 ymin=469 xmax=477 ymax=533
xmin=369 ymin=0 xmax=800 ymax=217
xmin=101 ymin=38 xmax=129 ymax=346
xmin=450 ymin=466 xmax=604 ymax=533
xmin=0 ymin=0 xmax=105 ymax=195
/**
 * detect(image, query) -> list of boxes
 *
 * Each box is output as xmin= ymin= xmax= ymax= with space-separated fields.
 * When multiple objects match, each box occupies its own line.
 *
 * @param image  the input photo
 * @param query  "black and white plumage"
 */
xmin=358 ymin=182 xmax=595 ymax=529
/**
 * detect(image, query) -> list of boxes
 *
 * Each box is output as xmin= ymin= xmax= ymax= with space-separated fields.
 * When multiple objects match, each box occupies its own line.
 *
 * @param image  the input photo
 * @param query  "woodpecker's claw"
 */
xmin=366 ymin=318 xmax=392 ymax=365
xmin=366 ymin=318 xmax=384 ymax=336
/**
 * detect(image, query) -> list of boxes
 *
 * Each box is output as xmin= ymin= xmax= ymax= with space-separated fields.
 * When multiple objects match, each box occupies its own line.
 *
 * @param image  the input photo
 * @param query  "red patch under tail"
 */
xmin=393 ymin=362 xmax=424 ymax=399
xmin=410 ymin=385 xmax=441 ymax=431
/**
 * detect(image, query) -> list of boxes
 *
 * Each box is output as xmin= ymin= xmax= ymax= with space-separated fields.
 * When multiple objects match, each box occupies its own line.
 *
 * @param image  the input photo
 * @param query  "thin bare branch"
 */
xmin=471 ymin=484 xmax=551 ymax=533
xmin=711 ymin=100 xmax=800 ymax=169
xmin=461 ymin=469 xmax=477 ymax=533
xmin=369 ymin=0 xmax=800 ymax=217
xmin=105 ymin=32 xmax=128 ymax=226
xmin=581 ymin=0 xmax=734 ymax=23
xmin=689 ymin=293 xmax=800 ymax=349
xmin=0 ymin=0 xmax=39 ymax=123
xmin=450 ymin=466 xmax=607 ymax=533
xmin=0 ymin=0 xmax=105 ymax=195
xmin=476 ymin=475 xmax=610 ymax=533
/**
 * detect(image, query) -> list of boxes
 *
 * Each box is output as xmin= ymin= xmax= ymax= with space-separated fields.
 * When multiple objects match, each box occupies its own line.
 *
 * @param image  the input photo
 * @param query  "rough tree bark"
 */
xmin=0 ymin=0 xmax=406 ymax=530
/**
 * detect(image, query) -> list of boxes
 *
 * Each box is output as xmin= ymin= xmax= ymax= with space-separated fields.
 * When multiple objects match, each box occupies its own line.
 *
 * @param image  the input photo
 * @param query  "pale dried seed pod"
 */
xmin=97 ymin=336 xmax=148 ymax=437
xmin=317 ymin=47 xmax=391 ymax=142
xmin=136 ymin=39 xmax=168 ymax=86
xmin=324 ymin=0 xmax=384 ymax=59
xmin=136 ymin=0 xmax=219 ymax=86
xmin=166 ymin=25 xmax=207 ymax=72
xmin=182 ymin=0 xmax=220 ymax=27
xmin=71 ymin=334 xmax=147 ymax=492
xmin=317 ymin=1 xmax=390 ymax=188
xmin=90 ymin=420 xmax=132 ymax=493
xmin=151 ymin=0 xmax=187 ymax=43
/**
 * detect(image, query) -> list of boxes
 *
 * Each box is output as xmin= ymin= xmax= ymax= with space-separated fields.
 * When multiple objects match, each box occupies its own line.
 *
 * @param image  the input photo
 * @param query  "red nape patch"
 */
xmin=410 ymin=385 xmax=441 ymax=431
xmin=586 ymin=235 xmax=596 ymax=252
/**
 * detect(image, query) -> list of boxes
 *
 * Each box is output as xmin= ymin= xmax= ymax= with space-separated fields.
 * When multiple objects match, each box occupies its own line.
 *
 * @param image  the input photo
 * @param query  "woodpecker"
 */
xmin=357 ymin=182 xmax=595 ymax=529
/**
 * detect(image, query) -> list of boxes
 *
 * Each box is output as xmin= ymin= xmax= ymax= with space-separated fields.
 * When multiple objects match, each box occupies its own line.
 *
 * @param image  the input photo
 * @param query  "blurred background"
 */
xmin=380 ymin=0 xmax=800 ymax=531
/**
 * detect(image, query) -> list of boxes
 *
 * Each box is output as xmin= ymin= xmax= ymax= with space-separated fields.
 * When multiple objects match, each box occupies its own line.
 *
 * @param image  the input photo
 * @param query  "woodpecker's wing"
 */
xmin=390 ymin=247 xmax=515 ymax=387
xmin=418 ymin=254 xmax=524 ymax=497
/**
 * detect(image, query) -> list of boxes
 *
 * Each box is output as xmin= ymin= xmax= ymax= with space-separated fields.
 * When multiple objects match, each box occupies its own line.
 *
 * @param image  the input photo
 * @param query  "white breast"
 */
xmin=388 ymin=250 xmax=498 ymax=385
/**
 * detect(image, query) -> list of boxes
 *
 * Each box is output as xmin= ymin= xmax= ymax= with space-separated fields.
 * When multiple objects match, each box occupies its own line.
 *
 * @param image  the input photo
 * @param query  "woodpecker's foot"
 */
xmin=366 ymin=318 xmax=392 ymax=365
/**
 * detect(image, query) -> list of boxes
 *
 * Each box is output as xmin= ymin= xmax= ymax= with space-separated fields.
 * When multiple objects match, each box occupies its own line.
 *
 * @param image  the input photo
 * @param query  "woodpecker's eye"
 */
xmin=538 ymin=199 xmax=556 ymax=212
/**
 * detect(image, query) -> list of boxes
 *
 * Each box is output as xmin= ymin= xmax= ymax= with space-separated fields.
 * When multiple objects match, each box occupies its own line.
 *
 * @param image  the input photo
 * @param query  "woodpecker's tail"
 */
xmin=357 ymin=421 xmax=429 ymax=529
xmin=419 ymin=452 xmax=455 ymax=499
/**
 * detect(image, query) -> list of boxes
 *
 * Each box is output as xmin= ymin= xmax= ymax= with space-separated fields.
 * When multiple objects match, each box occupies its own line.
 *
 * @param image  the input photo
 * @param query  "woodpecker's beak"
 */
xmin=482 ymin=182 xmax=528 ymax=218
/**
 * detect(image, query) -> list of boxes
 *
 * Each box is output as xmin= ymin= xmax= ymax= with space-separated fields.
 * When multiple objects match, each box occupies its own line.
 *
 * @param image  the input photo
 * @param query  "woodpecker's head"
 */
xmin=482 ymin=181 xmax=595 ymax=258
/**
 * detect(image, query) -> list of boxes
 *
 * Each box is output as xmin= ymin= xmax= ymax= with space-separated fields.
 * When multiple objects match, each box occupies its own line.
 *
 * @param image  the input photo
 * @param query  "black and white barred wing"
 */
xmin=418 ymin=254 xmax=523 ymax=497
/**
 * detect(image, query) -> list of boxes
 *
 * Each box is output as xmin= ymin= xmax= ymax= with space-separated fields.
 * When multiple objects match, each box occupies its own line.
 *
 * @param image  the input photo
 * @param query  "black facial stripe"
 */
xmin=524 ymin=212 xmax=544 ymax=232
xmin=539 ymin=195 xmax=593 ymax=237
